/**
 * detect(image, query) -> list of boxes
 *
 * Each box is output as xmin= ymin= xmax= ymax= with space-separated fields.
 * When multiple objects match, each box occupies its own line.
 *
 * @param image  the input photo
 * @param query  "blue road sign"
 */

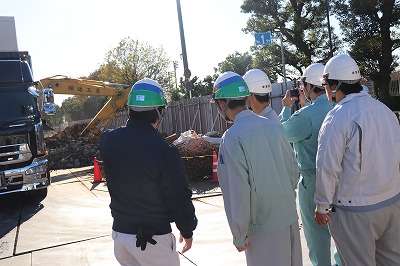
xmin=255 ymin=32 xmax=272 ymax=45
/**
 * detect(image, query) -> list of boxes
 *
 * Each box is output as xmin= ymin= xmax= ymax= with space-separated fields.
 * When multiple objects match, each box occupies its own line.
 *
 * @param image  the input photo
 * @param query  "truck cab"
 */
xmin=0 ymin=52 xmax=52 ymax=196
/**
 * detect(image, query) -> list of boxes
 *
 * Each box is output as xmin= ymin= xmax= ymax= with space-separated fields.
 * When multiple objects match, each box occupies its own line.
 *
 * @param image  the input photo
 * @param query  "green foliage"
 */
xmin=172 ymin=75 xmax=218 ymax=100
xmin=95 ymin=37 xmax=173 ymax=97
xmin=241 ymin=0 xmax=341 ymax=79
xmin=61 ymin=96 xmax=106 ymax=122
xmin=215 ymin=51 xmax=253 ymax=76
xmin=333 ymin=0 xmax=400 ymax=106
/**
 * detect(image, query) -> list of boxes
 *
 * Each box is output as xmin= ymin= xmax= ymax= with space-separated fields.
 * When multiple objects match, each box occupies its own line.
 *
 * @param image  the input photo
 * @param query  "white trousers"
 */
xmin=245 ymin=221 xmax=303 ymax=266
xmin=112 ymin=230 xmax=180 ymax=266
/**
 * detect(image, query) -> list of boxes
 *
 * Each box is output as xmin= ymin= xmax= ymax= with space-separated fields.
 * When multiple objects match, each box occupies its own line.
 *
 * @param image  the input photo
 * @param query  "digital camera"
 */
xmin=290 ymin=88 xmax=300 ymax=98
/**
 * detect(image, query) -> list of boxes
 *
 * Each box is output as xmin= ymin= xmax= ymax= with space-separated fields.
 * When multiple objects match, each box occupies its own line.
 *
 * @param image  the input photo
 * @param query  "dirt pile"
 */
xmin=46 ymin=125 xmax=221 ymax=181
xmin=173 ymin=130 xmax=221 ymax=181
xmin=45 ymin=123 xmax=102 ymax=170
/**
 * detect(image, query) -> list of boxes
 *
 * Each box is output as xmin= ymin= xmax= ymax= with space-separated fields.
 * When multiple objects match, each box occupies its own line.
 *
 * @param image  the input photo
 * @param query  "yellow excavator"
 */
xmin=37 ymin=75 xmax=130 ymax=134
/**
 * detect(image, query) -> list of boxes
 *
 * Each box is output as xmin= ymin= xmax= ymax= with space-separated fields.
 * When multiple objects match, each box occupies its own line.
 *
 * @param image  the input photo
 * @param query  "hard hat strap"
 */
xmin=216 ymin=99 xmax=233 ymax=123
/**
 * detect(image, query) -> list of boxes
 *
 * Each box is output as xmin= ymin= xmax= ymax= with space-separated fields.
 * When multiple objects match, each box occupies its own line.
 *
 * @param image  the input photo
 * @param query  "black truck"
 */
xmin=0 ymin=51 xmax=55 ymax=196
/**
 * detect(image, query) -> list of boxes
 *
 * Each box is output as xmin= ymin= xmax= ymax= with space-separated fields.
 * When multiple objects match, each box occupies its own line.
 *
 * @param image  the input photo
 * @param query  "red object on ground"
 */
xmin=212 ymin=151 xmax=219 ymax=183
xmin=93 ymin=157 xmax=102 ymax=183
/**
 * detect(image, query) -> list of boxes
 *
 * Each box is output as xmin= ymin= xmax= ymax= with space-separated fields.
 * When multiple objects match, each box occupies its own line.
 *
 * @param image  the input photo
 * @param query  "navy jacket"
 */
xmin=99 ymin=118 xmax=197 ymax=238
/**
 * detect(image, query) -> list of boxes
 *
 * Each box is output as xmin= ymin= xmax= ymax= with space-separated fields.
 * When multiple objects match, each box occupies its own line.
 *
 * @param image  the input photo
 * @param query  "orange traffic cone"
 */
xmin=93 ymin=157 xmax=102 ymax=183
xmin=212 ymin=151 xmax=219 ymax=183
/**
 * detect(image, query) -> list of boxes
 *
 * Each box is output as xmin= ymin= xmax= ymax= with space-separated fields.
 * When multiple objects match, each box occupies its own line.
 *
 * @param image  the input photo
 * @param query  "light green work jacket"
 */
xmin=279 ymin=94 xmax=334 ymax=171
xmin=218 ymin=110 xmax=299 ymax=247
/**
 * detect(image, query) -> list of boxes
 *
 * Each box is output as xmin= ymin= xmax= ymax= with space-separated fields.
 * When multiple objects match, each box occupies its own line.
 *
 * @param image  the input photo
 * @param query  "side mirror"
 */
xmin=43 ymin=88 xmax=55 ymax=103
xmin=43 ymin=103 xmax=56 ymax=115
xmin=28 ymin=86 xmax=40 ymax=97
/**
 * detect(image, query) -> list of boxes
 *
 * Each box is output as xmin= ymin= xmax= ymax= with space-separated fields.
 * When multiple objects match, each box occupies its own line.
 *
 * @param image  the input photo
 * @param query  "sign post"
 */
xmin=255 ymin=31 xmax=287 ymax=91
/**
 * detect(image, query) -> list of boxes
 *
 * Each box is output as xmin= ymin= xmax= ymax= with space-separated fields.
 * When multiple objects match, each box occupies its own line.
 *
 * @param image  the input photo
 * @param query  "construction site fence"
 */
xmin=108 ymin=81 xmax=294 ymax=136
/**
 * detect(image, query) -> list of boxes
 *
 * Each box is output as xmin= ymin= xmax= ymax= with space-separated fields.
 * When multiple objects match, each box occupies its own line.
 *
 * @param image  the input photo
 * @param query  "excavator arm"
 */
xmin=37 ymin=75 xmax=130 ymax=134
xmin=83 ymin=88 xmax=130 ymax=133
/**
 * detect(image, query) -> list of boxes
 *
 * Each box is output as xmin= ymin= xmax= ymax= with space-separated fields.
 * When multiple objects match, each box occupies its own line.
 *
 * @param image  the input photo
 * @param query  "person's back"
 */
xmin=101 ymin=119 xmax=194 ymax=227
xmin=212 ymin=71 xmax=302 ymax=266
xmin=100 ymin=78 xmax=197 ymax=266
xmin=315 ymin=54 xmax=400 ymax=266
xmin=319 ymin=92 xmax=400 ymax=203
xmin=219 ymin=110 xmax=298 ymax=234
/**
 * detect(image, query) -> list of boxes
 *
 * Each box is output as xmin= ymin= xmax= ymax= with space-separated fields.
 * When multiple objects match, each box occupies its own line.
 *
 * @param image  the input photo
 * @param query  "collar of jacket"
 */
xmin=337 ymin=91 xmax=369 ymax=105
xmin=234 ymin=109 xmax=255 ymax=123
xmin=313 ymin=93 xmax=328 ymax=103
xmin=126 ymin=118 xmax=156 ymax=131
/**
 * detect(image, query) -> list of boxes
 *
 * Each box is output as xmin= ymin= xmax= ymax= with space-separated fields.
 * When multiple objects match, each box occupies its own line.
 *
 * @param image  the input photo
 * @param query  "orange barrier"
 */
xmin=212 ymin=151 xmax=219 ymax=183
xmin=93 ymin=157 xmax=103 ymax=183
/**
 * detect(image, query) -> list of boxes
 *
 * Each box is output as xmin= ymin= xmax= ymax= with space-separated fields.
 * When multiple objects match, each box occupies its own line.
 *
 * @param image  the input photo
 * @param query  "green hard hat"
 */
xmin=213 ymin=71 xmax=249 ymax=100
xmin=127 ymin=78 xmax=166 ymax=110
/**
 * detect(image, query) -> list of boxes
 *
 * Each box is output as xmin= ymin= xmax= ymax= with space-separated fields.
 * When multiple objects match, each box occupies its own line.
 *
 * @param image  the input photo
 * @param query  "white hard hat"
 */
xmin=243 ymin=69 xmax=272 ymax=95
xmin=323 ymin=54 xmax=361 ymax=84
xmin=301 ymin=63 xmax=325 ymax=87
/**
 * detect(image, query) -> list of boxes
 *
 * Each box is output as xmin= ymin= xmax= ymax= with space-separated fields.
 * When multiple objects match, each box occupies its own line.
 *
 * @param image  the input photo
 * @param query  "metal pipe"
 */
xmin=176 ymin=0 xmax=192 ymax=98
xmin=280 ymin=33 xmax=288 ymax=91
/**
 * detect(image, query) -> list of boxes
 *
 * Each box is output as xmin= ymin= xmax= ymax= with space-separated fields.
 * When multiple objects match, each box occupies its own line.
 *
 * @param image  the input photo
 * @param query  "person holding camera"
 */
xmin=243 ymin=69 xmax=281 ymax=125
xmin=315 ymin=54 xmax=400 ymax=266
xmin=279 ymin=63 xmax=340 ymax=266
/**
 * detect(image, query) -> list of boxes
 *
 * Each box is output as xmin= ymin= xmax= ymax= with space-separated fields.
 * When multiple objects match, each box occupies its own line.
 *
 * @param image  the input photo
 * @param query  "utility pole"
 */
xmin=176 ymin=0 xmax=192 ymax=98
xmin=173 ymin=61 xmax=178 ymax=89
xmin=326 ymin=0 xmax=333 ymax=57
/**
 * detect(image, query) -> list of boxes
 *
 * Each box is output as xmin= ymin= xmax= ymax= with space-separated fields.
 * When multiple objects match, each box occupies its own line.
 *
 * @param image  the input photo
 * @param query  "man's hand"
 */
xmin=315 ymin=211 xmax=330 ymax=225
xmin=179 ymin=234 xmax=193 ymax=253
xmin=299 ymin=89 xmax=307 ymax=107
xmin=236 ymin=238 xmax=249 ymax=252
xmin=282 ymin=90 xmax=295 ymax=107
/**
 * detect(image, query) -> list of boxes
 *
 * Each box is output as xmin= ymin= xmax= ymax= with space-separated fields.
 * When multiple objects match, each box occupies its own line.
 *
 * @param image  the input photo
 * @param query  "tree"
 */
xmin=95 ymin=37 xmax=173 ymax=97
xmin=215 ymin=51 xmax=253 ymax=76
xmin=241 ymin=0 xmax=341 ymax=80
xmin=171 ymin=74 xmax=218 ymax=100
xmin=333 ymin=0 xmax=400 ymax=108
xmin=61 ymin=96 xmax=105 ymax=122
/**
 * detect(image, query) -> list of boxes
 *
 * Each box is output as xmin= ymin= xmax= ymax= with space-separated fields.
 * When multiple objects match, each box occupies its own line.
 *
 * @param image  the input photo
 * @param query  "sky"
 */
xmin=1 ymin=0 xmax=255 ymax=105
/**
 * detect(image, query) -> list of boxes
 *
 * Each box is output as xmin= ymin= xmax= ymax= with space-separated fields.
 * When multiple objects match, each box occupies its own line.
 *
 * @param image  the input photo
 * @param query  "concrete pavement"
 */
xmin=0 ymin=166 xmax=337 ymax=265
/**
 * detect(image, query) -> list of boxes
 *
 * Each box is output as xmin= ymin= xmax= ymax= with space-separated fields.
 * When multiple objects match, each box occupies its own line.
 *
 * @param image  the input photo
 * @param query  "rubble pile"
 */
xmin=46 ymin=125 xmax=221 ymax=181
xmin=45 ymin=123 xmax=102 ymax=170
xmin=173 ymin=130 xmax=221 ymax=181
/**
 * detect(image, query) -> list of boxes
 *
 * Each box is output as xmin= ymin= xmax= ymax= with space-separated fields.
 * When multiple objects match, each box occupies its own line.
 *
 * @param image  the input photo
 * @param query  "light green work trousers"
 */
xmin=298 ymin=170 xmax=341 ymax=266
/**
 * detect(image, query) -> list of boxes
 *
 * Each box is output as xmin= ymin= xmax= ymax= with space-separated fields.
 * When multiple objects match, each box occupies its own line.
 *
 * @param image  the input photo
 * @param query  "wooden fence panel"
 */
xmin=107 ymin=81 xmax=293 ymax=136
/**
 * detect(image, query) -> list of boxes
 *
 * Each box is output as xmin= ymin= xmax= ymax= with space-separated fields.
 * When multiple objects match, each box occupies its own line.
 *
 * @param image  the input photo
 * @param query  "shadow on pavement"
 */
xmin=51 ymin=168 xmax=93 ymax=184
xmin=0 ymin=192 xmax=46 ymax=238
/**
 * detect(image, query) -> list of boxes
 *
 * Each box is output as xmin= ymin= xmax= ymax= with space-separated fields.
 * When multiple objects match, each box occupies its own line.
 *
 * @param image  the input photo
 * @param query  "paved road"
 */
xmin=0 ymin=166 xmax=336 ymax=265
